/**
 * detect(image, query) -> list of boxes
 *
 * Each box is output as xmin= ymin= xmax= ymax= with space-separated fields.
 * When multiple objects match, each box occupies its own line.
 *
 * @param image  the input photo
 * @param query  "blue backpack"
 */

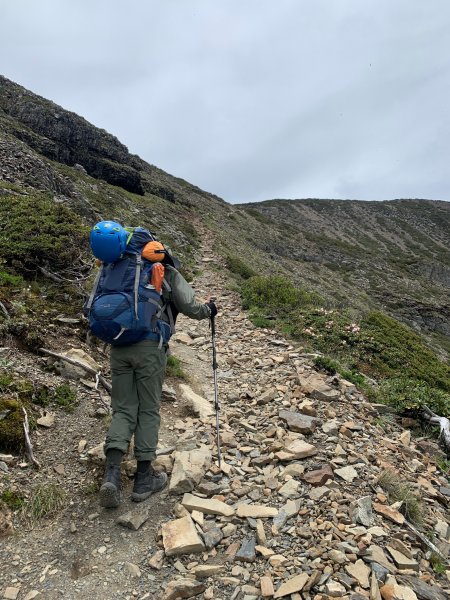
xmin=85 ymin=226 xmax=170 ymax=346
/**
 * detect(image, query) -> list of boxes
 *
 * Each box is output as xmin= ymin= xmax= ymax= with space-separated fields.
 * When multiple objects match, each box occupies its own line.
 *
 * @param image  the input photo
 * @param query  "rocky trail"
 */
xmin=1 ymin=236 xmax=450 ymax=600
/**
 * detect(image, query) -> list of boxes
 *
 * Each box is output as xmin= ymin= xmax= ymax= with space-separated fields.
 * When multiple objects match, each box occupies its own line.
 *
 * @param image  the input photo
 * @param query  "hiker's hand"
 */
xmin=206 ymin=300 xmax=218 ymax=318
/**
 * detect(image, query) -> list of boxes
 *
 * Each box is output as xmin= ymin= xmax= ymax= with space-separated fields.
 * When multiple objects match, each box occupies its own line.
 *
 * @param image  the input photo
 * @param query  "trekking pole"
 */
xmin=210 ymin=300 xmax=222 ymax=468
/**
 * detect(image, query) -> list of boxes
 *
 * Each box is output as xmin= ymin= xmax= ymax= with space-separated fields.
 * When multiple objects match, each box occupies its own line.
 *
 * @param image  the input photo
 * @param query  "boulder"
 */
xmin=179 ymin=384 xmax=213 ymax=419
xmin=169 ymin=446 xmax=211 ymax=494
xmin=161 ymin=516 xmax=205 ymax=556
xmin=56 ymin=348 xmax=100 ymax=380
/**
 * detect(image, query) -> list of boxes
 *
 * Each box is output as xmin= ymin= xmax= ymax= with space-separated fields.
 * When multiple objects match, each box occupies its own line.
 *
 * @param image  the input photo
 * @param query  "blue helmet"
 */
xmin=89 ymin=221 xmax=128 ymax=263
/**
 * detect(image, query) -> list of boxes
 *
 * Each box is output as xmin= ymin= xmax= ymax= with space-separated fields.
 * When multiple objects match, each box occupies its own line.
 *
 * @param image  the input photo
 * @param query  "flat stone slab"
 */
xmin=279 ymin=410 xmax=319 ymax=434
xmin=310 ymin=486 xmax=330 ymax=501
xmin=379 ymin=583 xmax=419 ymax=600
xmin=351 ymin=496 xmax=374 ymax=527
xmin=236 ymin=504 xmax=278 ymax=518
xmin=37 ymin=413 xmax=55 ymax=428
xmin=303 ymin=464 xmax=334 ymax=486
xmin=364 ymin=544 xmax=396 ymax=572
xmin=274 ymin=573 xmax=309 ymax=598
xmin=278 ymin=479 xmax=299 ymax=498
xmin=374 ymin=503 xmax=405 ymax=525
xmin=161 ymin=578 xmax=205 ymax=600
xmin=181 ymin=493 xmax=235 ymax=516
xmin=116 ymin=507 xmax=150 ymax=530
xmin=397 ymin=575 xmax=449 ymax=600
xmin=161 ymin=516 xmax=205 ymax=556
xmin=386 ymin=546 xmax=419 ymax=571
xmin=335 ymin=465 xmax=359 ymax=482
xmin=345 ymin=559 xmax=371 ymax=588
xmin=190 ymin=565 xmax=224 ymax=579
xmin=276 ymin=439 xmax=317 ymax=461
xmin=235 ymin=536 xmax=256 ymax=562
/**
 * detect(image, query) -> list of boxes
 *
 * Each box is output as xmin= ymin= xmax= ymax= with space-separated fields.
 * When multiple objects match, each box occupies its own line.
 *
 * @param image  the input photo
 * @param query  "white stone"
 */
xmin=179 ymin=384 xmax=213 ymax=419
xmin=181 ymin=493 xmax=234 ymax=517
xmin=162 ymin=516 xmax=205 ymax=556
xmin=335 ymin=465 xmax=358 ymax=482
xmin=169 ymin=446 xmax=211 ymax=494
xmin=236 ymin=504 xmax=278 ymax=518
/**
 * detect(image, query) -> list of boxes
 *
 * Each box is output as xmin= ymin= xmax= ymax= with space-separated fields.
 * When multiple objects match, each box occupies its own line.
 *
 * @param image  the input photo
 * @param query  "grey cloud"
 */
xmin=1 ymin=0 xmax=449 ymax=202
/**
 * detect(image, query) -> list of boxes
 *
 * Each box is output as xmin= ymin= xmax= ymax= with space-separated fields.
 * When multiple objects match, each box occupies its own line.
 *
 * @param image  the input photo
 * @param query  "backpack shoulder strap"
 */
xmin=133 ymin=254 xmax=142 ymax=317
xmin=85 ymin=267 xmax=103 ymax=311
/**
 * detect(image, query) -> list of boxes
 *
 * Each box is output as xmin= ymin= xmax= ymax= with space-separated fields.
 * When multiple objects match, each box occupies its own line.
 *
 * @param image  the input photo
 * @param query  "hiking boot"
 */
xmin=99 ymin=464 xmax=122 ymax=508
xmin=131 ymin=466 xmax=168 ymax=502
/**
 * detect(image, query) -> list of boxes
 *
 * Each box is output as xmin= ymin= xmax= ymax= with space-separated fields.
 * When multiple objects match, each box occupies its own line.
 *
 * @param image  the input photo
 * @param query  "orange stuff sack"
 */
xmin=142 ymin=241 xmax=166 ymax=262
xmin=150 ymin=263 xmax=165 ymax=293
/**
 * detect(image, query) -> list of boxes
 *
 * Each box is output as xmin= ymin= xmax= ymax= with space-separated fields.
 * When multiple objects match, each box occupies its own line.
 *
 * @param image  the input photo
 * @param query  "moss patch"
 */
xmin=54 ymin=384 xmax=77 ymax=412
xmin=1 ymin=489 xmax=25 ymax=511
xmin=0 ymin=398 xmax=24 ymax=451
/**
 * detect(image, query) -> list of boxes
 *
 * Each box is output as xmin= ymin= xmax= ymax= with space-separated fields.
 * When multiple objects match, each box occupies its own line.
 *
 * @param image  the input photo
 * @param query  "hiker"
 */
xmin=85 ymin=221 xmax=217 ymax=508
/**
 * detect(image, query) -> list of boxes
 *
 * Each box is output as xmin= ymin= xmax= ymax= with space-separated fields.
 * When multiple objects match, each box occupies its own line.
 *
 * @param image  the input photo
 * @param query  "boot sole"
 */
xmin=99 ymin=482 xmax=121 ymax=508
xmin=130 ymin=490 xmax=153 ymax=503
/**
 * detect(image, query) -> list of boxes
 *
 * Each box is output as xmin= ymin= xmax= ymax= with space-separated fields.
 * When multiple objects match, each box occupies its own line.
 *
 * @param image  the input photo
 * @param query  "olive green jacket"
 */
xmin=161 ymin=266 xmax=211 ymax=327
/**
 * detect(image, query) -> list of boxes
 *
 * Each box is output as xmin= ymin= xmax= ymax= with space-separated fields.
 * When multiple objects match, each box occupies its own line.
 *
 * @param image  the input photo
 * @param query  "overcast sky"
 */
xmin=1 ymin=1 xmax=450 ymax=203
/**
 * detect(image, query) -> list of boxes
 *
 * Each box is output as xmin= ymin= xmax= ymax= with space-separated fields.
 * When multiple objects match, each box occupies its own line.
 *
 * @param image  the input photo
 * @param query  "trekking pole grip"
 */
xmin=209 ymin=296 xmax=217 ymax=336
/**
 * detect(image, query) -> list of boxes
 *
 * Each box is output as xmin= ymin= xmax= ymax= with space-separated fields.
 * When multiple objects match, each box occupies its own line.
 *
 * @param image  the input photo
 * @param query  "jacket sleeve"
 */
xmin=168 ymin=268 xmax=211 ymax=321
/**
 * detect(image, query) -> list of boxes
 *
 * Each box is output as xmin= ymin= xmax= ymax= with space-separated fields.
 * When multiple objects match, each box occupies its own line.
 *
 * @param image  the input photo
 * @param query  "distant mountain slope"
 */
xmin=0 ymin=75 xmax=225 ymax=207
xmin=234 ymin=199 xmax=450 ymax=346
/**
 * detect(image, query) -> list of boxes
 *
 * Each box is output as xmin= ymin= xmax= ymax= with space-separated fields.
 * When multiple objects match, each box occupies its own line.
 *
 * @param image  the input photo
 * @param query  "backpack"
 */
xmin=85 ymin=226 xmax=171 ymax=346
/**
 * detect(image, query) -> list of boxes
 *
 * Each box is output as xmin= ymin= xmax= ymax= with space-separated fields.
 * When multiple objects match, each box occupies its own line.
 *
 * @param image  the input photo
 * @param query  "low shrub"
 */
xmin=377 ymin=377 xmax=450 ymax=418
xmin=0 ymin=398 xmax=25 ymax=451
xmin=242 ymin=275 xmax=322 ymax=317
xmin=0 ymin=192 xmax=89 ymax=276
xmin=0 ymin=271 xmax=23 ymax=287
xmin=225 ymin=255 xmax=257 ymax=280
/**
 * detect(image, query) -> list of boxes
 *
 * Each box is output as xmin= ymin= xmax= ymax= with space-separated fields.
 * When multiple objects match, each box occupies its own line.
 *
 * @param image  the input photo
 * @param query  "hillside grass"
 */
xmin=0 ymin=192 xmax=89 ymax=274
xmin=240 ymin=274 xmax=450 ymax=417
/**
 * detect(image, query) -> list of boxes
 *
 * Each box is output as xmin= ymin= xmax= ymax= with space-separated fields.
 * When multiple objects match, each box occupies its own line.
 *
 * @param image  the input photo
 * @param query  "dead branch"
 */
xmin=404 ymin=519 xmax=448 ymax=563
xmin=22 ymin=407 xmax=41 ymax=469
xmin=39 ymin=347 xmax=112 ymax=394
xmin=38 ymin=266 xmax=66 ymax=283
xmin=0 ymin=301 xmax=10 ymax=319
xmin=420 ymin=406 xmax=450 ymax=455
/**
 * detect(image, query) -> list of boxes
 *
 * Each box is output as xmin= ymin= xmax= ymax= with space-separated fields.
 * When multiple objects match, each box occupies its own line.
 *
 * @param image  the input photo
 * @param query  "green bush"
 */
xmin=358 ymin=312 xmax=450 ymax=390
xmin=0 ymin=193 xmax=89 ymax=275
xmin=377 ymin=377 xmax=450 ymax=417
xmin=240 ymin=277 xmax=449 ymax=409
xmin=23 ymin=483 xmax=66 ymax=523
xmin=242 ymin=275 xmax=322 ymax=316
xmin=289 ymin=308 xmax=449 ymax=393
xmin=225 ymin=255 xmax=257 ymax=280
xmin=313 ymin=355 xmax=367 ymax=387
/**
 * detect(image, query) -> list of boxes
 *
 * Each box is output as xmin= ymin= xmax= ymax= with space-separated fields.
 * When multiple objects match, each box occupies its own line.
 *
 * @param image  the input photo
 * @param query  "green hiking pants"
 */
xmin=105 ymin=340 xmax=167 ymax=462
